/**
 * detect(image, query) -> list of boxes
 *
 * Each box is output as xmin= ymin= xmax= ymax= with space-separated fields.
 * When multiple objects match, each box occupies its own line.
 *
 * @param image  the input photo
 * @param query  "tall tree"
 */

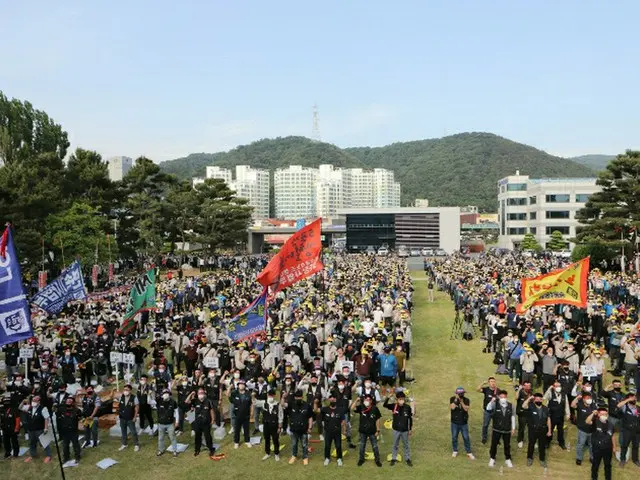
xmin=0 ymin=91 xmax=69 ymax=166
xmin=64 ymin=148 xmax=115 ymax=212
xmin=520 ymin=232 xmax=542 ymax=252
xmin=547 ymin=230 xmax=567 ymax=251
xmin=575 ymin=150 xmax=640 ymax=262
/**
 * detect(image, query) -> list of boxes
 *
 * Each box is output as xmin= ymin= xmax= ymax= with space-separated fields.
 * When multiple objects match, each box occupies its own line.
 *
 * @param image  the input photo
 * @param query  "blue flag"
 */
xmin=295 ymin=218 xmax=306 ymax=231
xmin=225 ymin=289 xmax=268 ymax=342
xmin=0 ymin=226 xmax=34 ymax=347
xmin=31 ymin=261 xmax=87 ymax=314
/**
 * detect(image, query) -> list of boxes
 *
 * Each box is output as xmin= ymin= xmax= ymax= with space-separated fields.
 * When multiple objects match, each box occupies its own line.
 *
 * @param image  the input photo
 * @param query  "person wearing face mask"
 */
xmin=251 ymin=374 xmax=268 ymax=435
xmin=353 ymin=394 xmax=382 ymax=467
xmin=137 ymin=375 xmax=155 ymax=434
xmin=175 ymin=377 xmax=192 ymax=435
xmin=520 ymin=392 xmax=551 ymax=467
xmin=319 ymin=392 xmax=346 ymax=467
xmin=57 ymin=396 xmax=83 ymax=466
xmin=280 ymin=373 xmax=296 ymax=435
xmin=185 ymin=387 xmax=216 ymax=458
xmin=94 ymin=349 xmax=109 ymax=386
xmin=203 ymin=369 xmax=222 ymax=428
xmin=486 ymin=390 xmax=515 ymax=468
xmin=230 ymin=379 xmax=253 ymax=448
xmin=617 ymin=391 xmax=639 ymax=467
xmin=153 ymin=364 xmax=172 ymax=393
xmin=261 ymin=390 xmax=283 ymax=461
xmin=586 ymin=406 xmax=616 ymax=480
xmin=1 ymin=392 xmax=20 ymax=459
xmin=117 ymin=384 xmax=140 ymax=452
xmin=81 ymin=386 xmax=101 ymax=448
xmin=155 ymin=389 xmax=178 ymax=457
xmin=21 ymin=395 xmax=51 ymax=463
xmin=59 ymin=348 xmax=78 ymax=385
xmin=571 ymin=390 xmax=596 ymax=465
xmin=287 ymin=390 xmax=313 ymax=465
xmin=383 ymin=390 xmax=413 ymax=466
xmin=515 ymin=381 xmax=532 ymax=448
xmin=601 ymin=380 xmax=625 ymax=453
xmin=477 ymin=377 xmax=499 ymax=445
xmin=543 ymin=381 xmax=570 ymax=449
xmin=449 ymin=387 xmax=475 ymax=460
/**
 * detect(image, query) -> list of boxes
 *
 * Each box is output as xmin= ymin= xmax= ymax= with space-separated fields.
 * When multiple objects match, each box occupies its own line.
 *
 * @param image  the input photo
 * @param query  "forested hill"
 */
xmin=159 ymin=132 xmax=595 ymax=212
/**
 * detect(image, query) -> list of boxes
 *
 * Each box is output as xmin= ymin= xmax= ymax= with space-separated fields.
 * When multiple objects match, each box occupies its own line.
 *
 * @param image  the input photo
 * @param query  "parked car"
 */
xmin=365 ymin=246 xmax=376 ymax=255
xmin=410 ymin=249 xmax=421 ymax=257
xmin=434 ymin=248 xmax=447 ymax=257
xmin=377 ymin=246 xmax=389 ymax=256
xmin=397 ymin=246 xmax=409 ymax=258
xmin=421 ymin=248 xmax=434 ymax=256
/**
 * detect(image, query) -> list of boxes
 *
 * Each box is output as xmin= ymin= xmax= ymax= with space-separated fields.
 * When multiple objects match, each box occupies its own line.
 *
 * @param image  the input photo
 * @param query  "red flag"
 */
xmin=38 ymin=271 xmax=47 ymax=289
xmin=257 ymin=218 xmax=323 ymax=291
xmin=108 ymin=263 xmax=114 ymax=282
xmin=92 ymin=265 xmax=99 ymax=287
xmin=0 ymin=227 xmax=8 ymax=259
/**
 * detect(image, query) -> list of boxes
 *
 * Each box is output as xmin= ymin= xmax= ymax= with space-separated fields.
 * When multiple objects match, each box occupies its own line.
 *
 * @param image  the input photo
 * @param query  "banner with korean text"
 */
xmin=31 ymin=261 xmax=88 ymax=314
xmin=517 ymin=257 xmax=589 ymax=313
xmin=225 ymin=288 xmax=268 ymax=342
xmin=257 ymin=218 xmax=323 ymax=292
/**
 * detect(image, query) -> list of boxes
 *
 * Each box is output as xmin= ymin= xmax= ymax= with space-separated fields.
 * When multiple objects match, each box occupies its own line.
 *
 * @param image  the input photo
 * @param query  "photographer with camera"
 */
xmin=450 ymin=387 xmax=475 ymax=460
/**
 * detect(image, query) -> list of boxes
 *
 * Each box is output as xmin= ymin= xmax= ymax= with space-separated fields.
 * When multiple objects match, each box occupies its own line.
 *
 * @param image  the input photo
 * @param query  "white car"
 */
xmin=377 ymin=247 xmax=389 ymax=256
xmin=397 ymin=247 xmax=409 ymax=258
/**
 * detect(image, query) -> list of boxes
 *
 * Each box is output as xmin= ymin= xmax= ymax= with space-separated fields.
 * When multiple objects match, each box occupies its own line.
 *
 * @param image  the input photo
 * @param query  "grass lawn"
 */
xmin=6 ymin=272 xmax=636 ymax=479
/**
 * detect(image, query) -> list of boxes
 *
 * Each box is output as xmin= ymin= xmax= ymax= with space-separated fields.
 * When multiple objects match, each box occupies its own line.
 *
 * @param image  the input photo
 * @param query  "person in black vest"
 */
xmin=587 ymin=405 xmax=616 ymax=480
xmin=486 ymin=389 xmax=515 ymax=468
xmin=319 ymin=391 xmax=345 ymax=467
xmin=251 ymin=373 xmax=268 ymax=435
xmin=543 ymin=381 xmax=570 ymax=449
xmin=230 ymin=379 xmax=252 ymax=448
xmin=59 ymin=348 xmax=78 ymax=385
xmin=261 ymin=389 xmax=283 ymax=462
xmin=571 ymin=390 xmax=596 ymax=465
xmin=137 ymin=375 xmax=155 ymax=434
xmin=156 ymin=389 xmax=178 ymax=457
xmin=185 ymin=387 xmax=216 ymax=458
xmin=600 ymin=380 xmax=625 ymax=446
xmin=353 ymin=394 xmax=382 ymax=467
xmin=203 ymin=369 xmax=222 ymax=427
xmin=515 ymin=381 xmax=532 ymax=448
xmin=522 ymin=392 xmax=551 ymax=467
xmin=288 ymin=390 xmax=313 ymax=465
xmin=117 ymin=384 xmax=140 ymax=452
xmin=81 ymin=385 xmax=102 ymax=448
xmin=175 ymin=377 xmax=192 ymax=434
xmin=21 ymin=395 xmax=52 ymax=463
xmin=58 ymin=396 xmax=83 ymax=465
xmin=383 ymin=390 xmax=413 ymax=466
xmin=1 ymin=392 xmax=20 ymax=459
xmin=617 ymin=391 xmax=639 ymax=467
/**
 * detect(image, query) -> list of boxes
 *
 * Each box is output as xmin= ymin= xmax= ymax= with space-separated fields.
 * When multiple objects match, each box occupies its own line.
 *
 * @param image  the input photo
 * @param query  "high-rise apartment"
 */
xmin=274 ymin=165 xmax=318 ymax=219
xmin=107 ymin=156 xmax=133 ymax=181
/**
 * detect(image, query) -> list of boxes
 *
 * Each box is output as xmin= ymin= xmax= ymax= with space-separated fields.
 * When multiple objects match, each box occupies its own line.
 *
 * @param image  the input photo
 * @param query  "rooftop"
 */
xmin=528 ymin=178 xmax=597 ymax=184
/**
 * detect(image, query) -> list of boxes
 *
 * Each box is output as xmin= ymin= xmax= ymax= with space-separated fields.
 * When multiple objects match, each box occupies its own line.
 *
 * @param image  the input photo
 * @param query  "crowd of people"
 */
xmin=1 ymin=254 xmax=416 ymax=469
xmin=428 ymin=252 xmax=640 ymax=480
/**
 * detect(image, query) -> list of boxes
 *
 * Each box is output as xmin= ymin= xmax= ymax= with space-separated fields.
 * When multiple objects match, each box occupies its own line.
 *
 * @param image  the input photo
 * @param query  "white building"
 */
xmin=497 ymin=171 xmax=600 ymax=250
xmin=373 ymin=168 xmax=401 ymax=208
xmin=192 ymin=165 xmax=270 ymax=219
xmin=107 ymin=156 xmax=133 ymax=181
xmin=274 ymin=165 xmax=318 ymax=219
xmin=316 ymin=165 xmax=344 ymax=218
xmin=342 ymin=168 xmax=374 ymax=208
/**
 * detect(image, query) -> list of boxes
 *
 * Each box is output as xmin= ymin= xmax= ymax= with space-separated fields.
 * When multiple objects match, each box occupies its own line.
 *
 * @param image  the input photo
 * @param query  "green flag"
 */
xmin=122 ymin=268 xmax=156 ymax=333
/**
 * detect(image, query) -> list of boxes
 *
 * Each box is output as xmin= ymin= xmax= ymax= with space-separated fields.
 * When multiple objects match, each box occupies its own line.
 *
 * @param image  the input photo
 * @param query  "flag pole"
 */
xmin=59 ymin=237 xmax=66 ymax=270
xmin=50 ymin=416 xmax=67 ymax=480
xmin=621 ymin=227 xmax=626 ymax=274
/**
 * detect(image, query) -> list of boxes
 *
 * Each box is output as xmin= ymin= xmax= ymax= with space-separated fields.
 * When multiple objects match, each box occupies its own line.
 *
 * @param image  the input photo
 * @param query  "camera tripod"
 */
xmin=450 ymin=309 xmax=463 ymax=340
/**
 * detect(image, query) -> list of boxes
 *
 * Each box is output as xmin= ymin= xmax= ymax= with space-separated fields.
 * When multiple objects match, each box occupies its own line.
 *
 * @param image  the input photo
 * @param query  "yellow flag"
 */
xmin=517 ymin=257 xmax=590 ymax=313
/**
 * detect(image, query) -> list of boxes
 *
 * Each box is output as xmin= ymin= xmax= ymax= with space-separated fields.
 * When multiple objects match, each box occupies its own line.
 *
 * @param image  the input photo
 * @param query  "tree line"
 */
xmin=0 ymin=92 xmax=252 ymax=276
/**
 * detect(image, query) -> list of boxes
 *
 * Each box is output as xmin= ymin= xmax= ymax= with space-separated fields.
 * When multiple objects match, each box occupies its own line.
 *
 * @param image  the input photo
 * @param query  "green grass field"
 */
xmin=5 ymin=272 xmax=636 ymax=479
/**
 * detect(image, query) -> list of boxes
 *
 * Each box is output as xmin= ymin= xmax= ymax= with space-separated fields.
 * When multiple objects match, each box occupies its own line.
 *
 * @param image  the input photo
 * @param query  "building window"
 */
xmin=508 ymin=227 xmax=526 ymax=235
xmin=508 ymin=213 xmax=527 ymax=221
xmin=507 ymin=183 xmax=527 ymax=191
xmin=507 ymin=198 xmax=527 ymax=206
xmin=545 ymin=226 xmax=570 ymax=235
xmin=575 ymin=193 xmax=590 ymax=203
xmin=545 ymin=211 xmax=570 ymax=219
xmin=529 ymin=196 xmax=537 ymax=205
xmin=529 ymin=227 xmax=537 ymax=234
xmin=546 ymin=194 xmax=570 ymax=203
xmin=529 ymin=212 xmax=537 ymax=220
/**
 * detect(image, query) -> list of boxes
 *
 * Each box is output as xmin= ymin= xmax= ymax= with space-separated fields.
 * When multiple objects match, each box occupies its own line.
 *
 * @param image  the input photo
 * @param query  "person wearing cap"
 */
xmin=620 ymin=335 xmax=638 ymax=388
xmin=449 ymin=387 xmax=475 ymax=460
xmin=81 ymin=385 xmax=101 ymax=448
xmin=520 ymin=344 xmax=538 ymax=386
xmin=571 ymin=389 xmax=596 ymax=465
xmin=477 ymin=376 xmax=499 ymax=444
xmin=586 ymin=405 xmax=616 ymax=480
xmin=383 ymin=390 xmax=413 ymax=466
xmin=521 ymin=392 xmax=551 ymax=467
xmin=21 ymin=394 xmax=51 ymax=463
xmin=117 ymin=384 xmax=140 ymax=452
xmin=287 ymin=390 xmax=313 ymax=465
xmin=57 ymin=395 xmax=83 ymax=466
xmin=1 ymin=392 xmax=20 ymax=459
xmin=378 ymin=346 xmax=398 ymax=397
xmin=230 ymin=378 xmax=252 ymax=448
xmin=353 ymin=393 xmax=382 ymax=467
xmin=320 ymin=391 xmax=346 ymax=467
xmin=617 ymin=390 xmax=639 ymax=467
xmin=486 ymin=389 xmax=515 ymax=468
xmin=261 ymin=389 xmax=283 ymax=461
xmin=185 ymin=387 xmax=216 ymax=458
xmin=155 ymin=389 xmax=178 ymax=457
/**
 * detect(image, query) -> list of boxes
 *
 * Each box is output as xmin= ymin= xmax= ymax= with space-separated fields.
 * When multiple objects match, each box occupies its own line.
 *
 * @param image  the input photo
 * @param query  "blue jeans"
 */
xmin=157 ymin=423 xmax=177 ymax=452
xmin=451 ymin=423 xmax=471 ymax=453
xmin=576 ymin=429 xmax=592 ymax=462
xmin=120 ymin=419 xmax=139 ymax=446
xmin=291 ymin=432 xmax=308 ymax=459
xmin=481 ymin=410 xmax=492 ymax=442
xmin=359 ymin=433 xmax=380 ymax=461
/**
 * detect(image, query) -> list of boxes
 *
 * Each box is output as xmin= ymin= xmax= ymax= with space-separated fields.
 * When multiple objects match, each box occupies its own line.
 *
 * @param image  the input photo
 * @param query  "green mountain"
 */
xmin=570 ymin=154 xmax=615 ymax=171
xmin=159 ymin=132 xmax=595 ymax=212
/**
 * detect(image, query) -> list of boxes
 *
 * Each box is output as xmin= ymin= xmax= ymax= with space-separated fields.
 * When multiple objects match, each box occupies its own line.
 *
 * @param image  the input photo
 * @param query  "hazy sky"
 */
xmin=2 ymin=1 xmax=638 ymax=161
